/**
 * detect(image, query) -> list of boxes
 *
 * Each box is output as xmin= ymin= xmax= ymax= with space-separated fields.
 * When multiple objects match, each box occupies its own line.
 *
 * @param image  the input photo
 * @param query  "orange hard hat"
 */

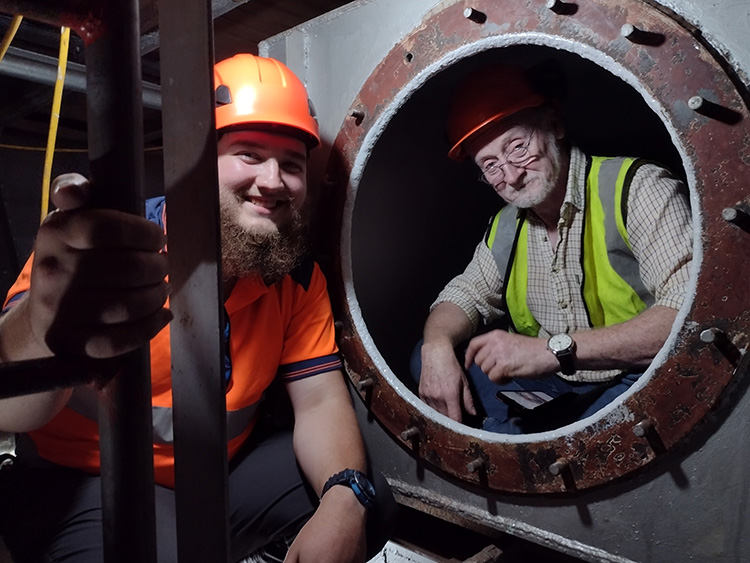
xmin=446 ymin=64 xmax=546 ymax=160
xmin=214 ymin=53 xmax=320 ymax=149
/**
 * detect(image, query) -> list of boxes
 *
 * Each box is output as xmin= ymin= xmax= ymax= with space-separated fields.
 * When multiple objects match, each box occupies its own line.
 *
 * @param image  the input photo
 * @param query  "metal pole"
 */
xmin=158 ymin=0 xmax=230 ymax=561
xmin=0 ymin=1 xmax=158 ymax=559
xmin=85 ymin=1 xmax=157 ymax=561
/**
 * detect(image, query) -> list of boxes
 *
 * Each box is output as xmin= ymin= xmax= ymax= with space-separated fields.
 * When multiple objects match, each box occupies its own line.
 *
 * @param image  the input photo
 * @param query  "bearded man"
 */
xmin=0 ymin=54 xmax=395 ymax=563
xmin=412 ymin=62 xmax=693 ymax=434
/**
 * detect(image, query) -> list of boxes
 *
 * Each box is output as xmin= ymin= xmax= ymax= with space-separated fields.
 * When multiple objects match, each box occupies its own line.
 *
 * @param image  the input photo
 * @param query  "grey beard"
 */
xmin=220 ymin=208 xmax=308 ymax=285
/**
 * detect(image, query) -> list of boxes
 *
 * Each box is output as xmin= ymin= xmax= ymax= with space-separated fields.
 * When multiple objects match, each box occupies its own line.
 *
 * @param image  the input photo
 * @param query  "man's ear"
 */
xmin=552 ymin=114 xmax=566 ymax=140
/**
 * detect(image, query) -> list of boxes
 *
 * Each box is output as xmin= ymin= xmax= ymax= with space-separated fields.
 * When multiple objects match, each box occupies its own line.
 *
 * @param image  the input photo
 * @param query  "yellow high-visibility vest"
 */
xmin=485 ymin=156 xmax=654 ymax=336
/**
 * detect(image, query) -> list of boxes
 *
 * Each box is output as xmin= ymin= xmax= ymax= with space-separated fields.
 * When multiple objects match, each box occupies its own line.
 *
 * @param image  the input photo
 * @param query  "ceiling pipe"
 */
xmin=0 ymin=45 xmax=162 ymax=109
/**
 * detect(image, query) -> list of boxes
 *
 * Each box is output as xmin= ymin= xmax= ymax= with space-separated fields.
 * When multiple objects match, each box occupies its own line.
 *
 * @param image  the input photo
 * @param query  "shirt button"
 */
xmin=560 ymin=302 xmax=568 ymax=309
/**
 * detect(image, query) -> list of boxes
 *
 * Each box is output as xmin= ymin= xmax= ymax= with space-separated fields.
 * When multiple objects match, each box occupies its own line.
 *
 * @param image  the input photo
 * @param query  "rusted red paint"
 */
xmin=326 ymin=0 xmax=750 ymax=493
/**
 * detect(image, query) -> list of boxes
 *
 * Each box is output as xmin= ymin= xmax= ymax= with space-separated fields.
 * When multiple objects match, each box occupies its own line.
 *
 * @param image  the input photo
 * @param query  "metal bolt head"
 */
xmin=621 ymin=23 xmax=637 ymax=38
xmin=546 ymin=0 xmax=572 ymax=13
xmin=633 ymin=419 xmax=653 ymax=437
xmin=722 ymin=206 xmax=750 ymax=226
xmin=548 ymin=459 xmax=568 ymax=476
xmin=700 ymin=327 xmax=723 ymax=343
xmin=400 ymin=426 xmax=420 ymax=441
xmin=466 ymin=457 xmax=487 ymax=473
xmin=356 ymin=377 xmax=374 ymax=391
xmin=688 ymin=96 xmax=705 ymax=111
xmin=463 ymin=7 xmax=487 ymax=23
xmin=722 ymin=207 xmax=739 ymax=222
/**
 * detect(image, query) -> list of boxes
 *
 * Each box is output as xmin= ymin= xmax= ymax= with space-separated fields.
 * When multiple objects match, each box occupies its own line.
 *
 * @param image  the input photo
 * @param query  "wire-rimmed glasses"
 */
xmin=478 ymin=128 xmax=536 ymax=186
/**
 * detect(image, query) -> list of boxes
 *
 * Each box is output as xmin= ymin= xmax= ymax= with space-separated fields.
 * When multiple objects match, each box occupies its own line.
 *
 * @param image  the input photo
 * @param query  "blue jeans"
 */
xmin=410 ymin=340 xmax=641 ymax=434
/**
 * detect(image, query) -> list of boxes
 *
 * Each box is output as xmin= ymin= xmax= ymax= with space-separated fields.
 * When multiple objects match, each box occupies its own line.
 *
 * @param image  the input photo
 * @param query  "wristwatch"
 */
xmin=547 ymin=333 xmax=576 ymax=376
xmin=321 ymin=469 xmax=376 ymax=509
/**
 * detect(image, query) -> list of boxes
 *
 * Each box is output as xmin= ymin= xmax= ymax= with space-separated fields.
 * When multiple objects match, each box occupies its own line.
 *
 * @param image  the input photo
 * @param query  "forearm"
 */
xmin=290 ymin=373 xmax=367 ymax=494
xmin=0 ymin=297 xmax=71 ymax=431
xmin=0 ymin=296 xmax=53 ymax=363
xmin=0 ymin=389 xmax=72 ymax=432
xmin=571 ymin=305 xmax=677 ymax=371
xmin=423 ymin=302 xmax=473 ymax=349
xmin=285 ymin=372 xmax=370 ymax=563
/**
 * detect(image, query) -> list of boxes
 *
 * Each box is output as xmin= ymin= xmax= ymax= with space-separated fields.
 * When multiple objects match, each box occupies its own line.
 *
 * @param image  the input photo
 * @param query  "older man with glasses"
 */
xmin=411 ymin=62 xmax=693 ymax=434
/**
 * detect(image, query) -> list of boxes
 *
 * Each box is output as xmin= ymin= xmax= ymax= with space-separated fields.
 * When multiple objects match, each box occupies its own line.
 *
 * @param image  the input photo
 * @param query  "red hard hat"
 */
xmin=446 ymin=64 xmax=546 ymax=160
xmin=214 ymin=53 xmax=320 ymax=148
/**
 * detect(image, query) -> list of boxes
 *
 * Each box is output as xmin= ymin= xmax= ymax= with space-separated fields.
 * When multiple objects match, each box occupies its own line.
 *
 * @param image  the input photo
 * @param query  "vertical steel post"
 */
xmin=0 ymin=0 xmax=158 ymax=559
xmin=85 ymin=1 xmax=157 ymax=562
xmin=158 ymin=0 xmax=230 ymax=561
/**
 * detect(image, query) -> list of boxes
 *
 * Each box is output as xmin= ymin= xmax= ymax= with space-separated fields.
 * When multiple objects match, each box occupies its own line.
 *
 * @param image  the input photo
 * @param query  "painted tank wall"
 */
xmin=261 ymin=1 xmax=750 ymax=562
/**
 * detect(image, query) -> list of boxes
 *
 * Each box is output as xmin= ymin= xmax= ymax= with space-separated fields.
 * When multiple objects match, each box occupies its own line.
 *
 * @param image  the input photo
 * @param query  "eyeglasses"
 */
xmin=478 ymin=128 xmax=536 ymax=186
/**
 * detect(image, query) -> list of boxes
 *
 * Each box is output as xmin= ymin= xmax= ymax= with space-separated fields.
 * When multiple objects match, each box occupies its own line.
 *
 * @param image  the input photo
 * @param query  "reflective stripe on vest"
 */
xmin=487 ymin=156 xmax=654 ymax=336
xmin=66 ymin=388 xmax=258 ymax=445
xmin=487 ymin=207 xmax=540 ymax=335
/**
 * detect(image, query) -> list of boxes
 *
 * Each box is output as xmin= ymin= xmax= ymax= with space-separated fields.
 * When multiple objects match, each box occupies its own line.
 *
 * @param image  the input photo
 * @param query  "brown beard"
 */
xmin=220 ymin=200 xmax=308 ymax=285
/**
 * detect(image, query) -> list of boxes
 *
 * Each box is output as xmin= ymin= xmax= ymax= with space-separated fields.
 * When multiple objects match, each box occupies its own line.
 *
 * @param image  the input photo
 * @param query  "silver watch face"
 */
xmin=548 ymin=333 xmax=574 ymax=353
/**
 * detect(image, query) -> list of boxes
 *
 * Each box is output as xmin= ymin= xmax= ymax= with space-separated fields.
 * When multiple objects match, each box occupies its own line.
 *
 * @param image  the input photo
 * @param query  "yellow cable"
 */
xmin=40 ymin=26 xmax=71 ymax=223
xmin=0 ymin=143 xmax=163 ymax=153
xmin=0 ymin=14 xmax=23 ymax=62
xmin=0 ymin=143 xmax=86 ymax=153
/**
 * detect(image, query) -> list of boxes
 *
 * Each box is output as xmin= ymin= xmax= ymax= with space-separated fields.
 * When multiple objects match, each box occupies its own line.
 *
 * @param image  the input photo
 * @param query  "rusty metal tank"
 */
xmin=261 ymin=0 xmax=750 ymax=561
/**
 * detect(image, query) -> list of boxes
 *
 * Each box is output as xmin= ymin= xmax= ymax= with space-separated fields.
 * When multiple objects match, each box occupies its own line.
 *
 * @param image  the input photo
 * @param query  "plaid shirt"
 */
xmin=433 ymin=147 xmax=693 ymax=382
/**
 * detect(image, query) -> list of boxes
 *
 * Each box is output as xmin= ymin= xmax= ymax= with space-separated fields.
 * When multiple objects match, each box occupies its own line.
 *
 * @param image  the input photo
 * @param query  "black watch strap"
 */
xmin=321 ymin=469 xmax=375 ymax=509
xmin=555 ymin=348 xmax=575 ymax=375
